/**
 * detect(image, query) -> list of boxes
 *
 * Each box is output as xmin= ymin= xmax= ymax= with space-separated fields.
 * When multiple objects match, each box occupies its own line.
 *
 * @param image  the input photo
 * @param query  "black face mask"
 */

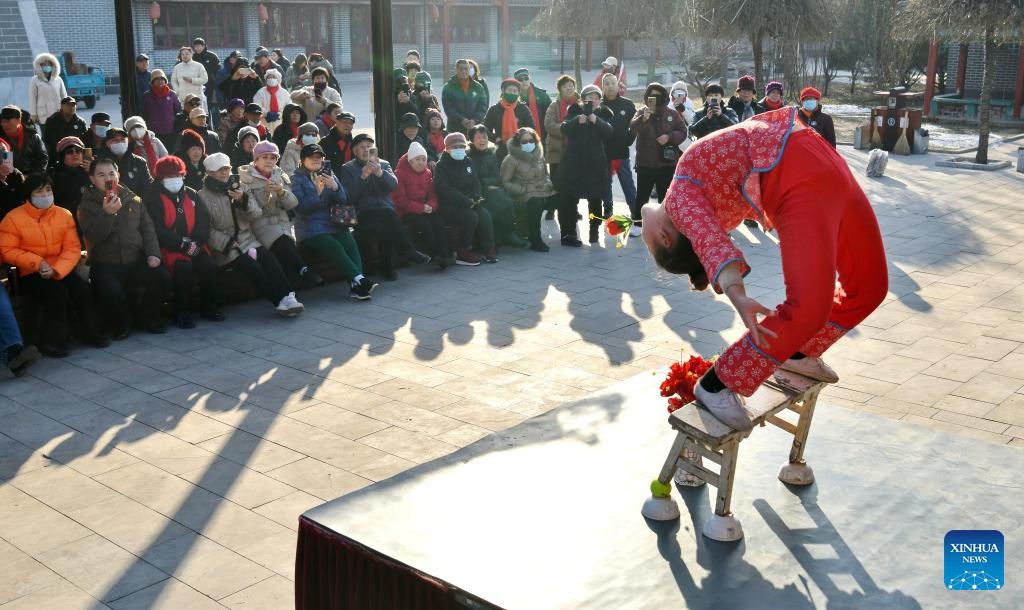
xmin=205 ymin=174 xmax=232 ymax=192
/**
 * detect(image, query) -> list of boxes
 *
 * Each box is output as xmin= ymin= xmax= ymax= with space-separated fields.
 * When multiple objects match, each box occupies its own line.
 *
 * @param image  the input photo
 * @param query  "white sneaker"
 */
xmin=780 ymin=356 xmax=839 ymax=383
xmin=629 ymin=224 xmax=642 ymax=238
xmin=275 ymin=293 xmax=305 ymax=317
xmin=694 ymin=382 xmax=753 ymax=431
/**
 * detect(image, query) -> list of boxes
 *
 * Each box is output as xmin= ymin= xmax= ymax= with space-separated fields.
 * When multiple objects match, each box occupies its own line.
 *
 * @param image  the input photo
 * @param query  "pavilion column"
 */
xmin=1014 ymin=42 xmax=1024 ymax=120
xmin=923 ymin=38 xmax=939 ymax=117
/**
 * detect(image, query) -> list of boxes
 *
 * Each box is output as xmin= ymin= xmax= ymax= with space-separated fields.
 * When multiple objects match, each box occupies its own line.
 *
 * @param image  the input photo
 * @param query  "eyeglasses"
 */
xmin=516 ymin=76 xmax=529 ymax=82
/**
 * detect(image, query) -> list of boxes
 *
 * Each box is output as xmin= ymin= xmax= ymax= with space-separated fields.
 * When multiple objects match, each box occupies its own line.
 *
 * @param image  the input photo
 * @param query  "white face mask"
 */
xmin=266 ymin=79 xmax=279 ymax=87
xmin=131 ymin=127 xmax=146 ymax=139
xmin=469 ymin=66 xmax=476 ymax=77
xmin=109 ymin=141 xmax=129 ymax=156
xmin=30 ymin=194 xmax=54 ymax=209
xmin=162 ymin=177 xmax=184 ymax=193
xmin=301 ymin=134 xmax=318 ymax=145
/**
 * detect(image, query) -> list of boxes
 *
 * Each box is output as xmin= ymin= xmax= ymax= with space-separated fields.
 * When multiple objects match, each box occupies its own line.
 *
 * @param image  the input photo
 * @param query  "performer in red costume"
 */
xmin=641 ymin=107 xmax=888 ymax=431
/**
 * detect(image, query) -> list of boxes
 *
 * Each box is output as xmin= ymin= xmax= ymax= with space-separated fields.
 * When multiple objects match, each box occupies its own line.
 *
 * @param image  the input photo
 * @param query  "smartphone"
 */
xmin=0 ymin=150 xmax=11 ymax=165
xmin=647 ymin=96 xmax=657 ymax=109
xmin=83 ymin=147 xmax=93 ymax=160
xmin=368 ymin=147 xmax=379 ymax=165
xmin=584 ymin=101 xmax=594 ymax=115
xmin=238 ymin=68 xmax=251 ymax=76
xmin=228 ymin=175 xmax=240 ymax=191
xmin=314 ymin=82 xmax=326 ymax=95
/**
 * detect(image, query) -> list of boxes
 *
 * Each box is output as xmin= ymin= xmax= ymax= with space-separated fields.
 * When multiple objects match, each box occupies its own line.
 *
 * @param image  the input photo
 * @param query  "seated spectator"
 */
xmin=239 ymin=141 xmax=321 ymax=289
xmin=292 ymin=144 xmax=377 ymax=299
xmin=0 ymin=140 xmax=25 ymax=219
xmin=141 ymin=71 xmax=181 ymax=149
xmin=28 ymin=52 xmax=66 ymax=126
xmin=670 ymin=81 xmax=697 ymax=125
xmin=483 ymin=78 xmax=534 ymax=162
xmin=0 ymin=262 xmax=38 ymax=374
xmin=689 ymin=84 xmax=738 ymax=139
xmin=124 ymin=116 xmax=168 ymax=177
xmin=281 ymin=122 xmax=320 ymax=175
xmin=798 ymin=87 xmax=836 ymax=148
xmin=393 ymin=142 xmax=452 ymax=268
xmin=468 ymin=125 xmax=526 ymax=248
xmin=271 ymin=103 xmax=307 ymax=154
xmin=171 ymin=94 xmax=204 ymax=146
xmin=322 ymin=111 xmax=357 ymax=175
xmin=727 ymin=75 xmax=763 ymax=122
xmin=217 ymin=58 xmax=263 ymax=107
xmin=228 ymin=103 xmax=270 ymax=149
xmin=175 ymin=129 xmax=207 ymax=192
xmin=339 ymin=133 xmax=429 ymax=280
xmin=285 ymin=53 xmax=311 ymax=90
xmin=395 ymin=113 xmax=428 ymax=163
xmin=230 ymin=126 xmax=260 ymax=170
xmin=218 ymin=98 xmax=245 ymax=148
xmin=0 ymin=105 xmax=47 ymax=174
xmin=413 ymin=72 xmax=440 ymax=128
xmin=78 ymin=157 xmax=170 ymax=338
xmin=99 ymin=127 xmax=153 ymax=197
xmin=81 ymin=111 xmax=111 ymax=152
xmin=49 ymin=136 xmax=91 ymax=230
xmin=559 ymin=84 xmax=614 ymax=245
xmin=179 ymin=106 xmax=220 ymax=155
xmin=199 ymin=153 xmax=304 ymax=316
xmin=760 ymin=81 xmax=786 ymax=112
xmin=0 ymin=173 xmax=108 ymax=357
xmin=422 ymin=108 xmax=446 ymax=164
xmin=143 ymin=156 xmax=222 ymax=328
xmin=255 ymin=69 xmax=291 ymax=134
xmin=629 ymin=83 xmax=686 ymax=235
xmin=43 ymin=97 xmax=87 ymax=165
xmin=291 ymin=67 xmax=343 ymax=121
xmin=433 ymin=132 xmax=494 ymax=265
xmin=500 ymin=127 xmax=555 ymax=252
xmin=314 ymin=102 xmax=341 ymax=138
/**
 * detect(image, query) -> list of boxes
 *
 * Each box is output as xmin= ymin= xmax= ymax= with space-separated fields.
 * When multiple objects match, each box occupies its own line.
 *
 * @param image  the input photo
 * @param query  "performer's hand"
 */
xmin=726 ymin=285 xmax=778 ymax=349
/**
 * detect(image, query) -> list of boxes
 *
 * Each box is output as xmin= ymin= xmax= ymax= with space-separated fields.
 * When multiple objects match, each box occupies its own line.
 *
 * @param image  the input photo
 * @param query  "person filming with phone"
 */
xmin=629 ymin=83 xmax=687 ymax=233
xmin=689 ymin=83 xmax=739 ymax=139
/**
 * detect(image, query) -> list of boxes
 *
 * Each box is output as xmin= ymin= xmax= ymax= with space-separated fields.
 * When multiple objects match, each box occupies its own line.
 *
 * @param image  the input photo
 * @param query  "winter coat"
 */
xmin=602 ymin=95 xmax=638 ymax=161
xmin=78 ymin=183 xmax=159 ymax=265
xmin=727 ymin=96 xmax=766 ymax=122
xmin=218 ymin=68 xmax=264 ymax=106
xmin=290 ymin=86 xmax=343 ymax=121
xmin=394 ymin=129 xmax=430 ymax=164
xmin=630 ymin=105 xmax=687 ymax=169
xmin=467 ymin=142 xmax=505 ymax=195
xmin=270 ymin=104 xmax=308 ymax=152
xmin=798 ymin=108 xmax=836 ymax=148
xmin=280 ymin=139 xmax=303 ymax=176
xmin=500 ymin=138 xmax=556 ymax=202
xmin=136 ymin=68 xmax=152 ymax=97
xmin=50 ymin=162 xmax=90 ymax=227
xmin=339 ymin=159 xmax=398 ymax=214
xmin=0 ymin=202 xmax=80 ymax=278
xmin=218 ymin=113 xmax=242 ymax=148
xmin=2 ymin=123 xmax=49 ymax=175
xmin=0 ymin=169 xmax=25 ymax=220
xmin=440 ymin=76 xmax=488 ymax=133
xmin=322 ymin=129 xmax=355 ymax=176
xmin=143 ymin=184 xmax=211 ymax=269
xmin=171 ymin=60 xmax=208 ymax=103
xmin=518 ymin=85 xmax=552 ymax=142
xmin=284 ymin=63 xmax=312 ymax=89
xmin=130 ymin=130 xmax=169 ymax=172
xmin=482 ymin=102 xmax=534 ymax=162
xmin=557 ymin=103 xmax=614 ymax=197
xmin=291 ymin=167 xmax=347 ymax=242
xmin=392 ymin=154 xmax=438 ymax=217
xmin=193 ymin=49 xmax=221 ymax=99
xmin=432 ymin=152 xmax=481 ymax=209
xmin=199 ymin=175 xmax=263 ymax=265
xmin=29 ymin=53 xmax=67 ymax=122
xmin=543 ymin=99 xmax=573 ymax=165
xmin=238 ymin=164 xmax=298 ymax=246
xmin=142 ymin=89 xmax=182 ymax=135
xmin=99 ymin=150 xmax=153 ymax=198
xmin=229 ymin=142 xmax=254 ymax=171
xmin=414 ymin=93 xmax=441 ymax=128
xmin=43 ymin=112 xmax=88 ymax=162
xmin=176 ymin=155 xmax=206 ymax=192
xmin=689 ymin=106 xmax=739 ymax=139
xmin=175 ymin=125 xmax=220 ymax=156
xmin=254 ymin=86 xmax=293 ymax=133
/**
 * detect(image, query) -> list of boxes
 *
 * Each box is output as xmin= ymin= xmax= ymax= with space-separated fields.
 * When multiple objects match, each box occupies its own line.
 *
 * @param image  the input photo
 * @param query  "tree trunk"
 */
xmin=751 ymin=31 xmax=764 ymax=87
xmin=975 ymin=26 xmax=995 ymax=165
xmin=648 ymin=39 xmax=658 ymax=84
xmin=574 ymin=38 xmax=582 ymax=90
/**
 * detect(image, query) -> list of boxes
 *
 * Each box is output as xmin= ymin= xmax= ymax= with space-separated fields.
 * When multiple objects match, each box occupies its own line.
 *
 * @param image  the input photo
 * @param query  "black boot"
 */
xmin=588 ymin=219 xmax=600 ymax=244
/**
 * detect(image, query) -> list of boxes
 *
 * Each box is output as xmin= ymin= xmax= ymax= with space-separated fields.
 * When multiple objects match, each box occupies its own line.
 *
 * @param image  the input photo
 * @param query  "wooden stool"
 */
xmin=642 ymin=369 xmax=826 ymax=542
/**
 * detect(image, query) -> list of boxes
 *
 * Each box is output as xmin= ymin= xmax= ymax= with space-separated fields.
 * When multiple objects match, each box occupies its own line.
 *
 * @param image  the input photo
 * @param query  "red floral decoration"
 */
xmin=589 ymin=213 xmax=634 ymax=247
xmin=659 ymin=354 xmax=715 ymax=413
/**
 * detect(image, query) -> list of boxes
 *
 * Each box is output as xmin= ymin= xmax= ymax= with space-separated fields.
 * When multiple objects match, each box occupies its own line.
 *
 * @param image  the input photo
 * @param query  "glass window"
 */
xmin=511 ymin=7 xmax=541 ymax=42
xmin=260 ymin=3 xmax=333 ymax=50
xmin=450 ymin=6 xmax=487 ymax=43
xmin=152 ymin=3 xmax=244 ymax=49
xmin=393 ymin=7 xmax=418 ymax=43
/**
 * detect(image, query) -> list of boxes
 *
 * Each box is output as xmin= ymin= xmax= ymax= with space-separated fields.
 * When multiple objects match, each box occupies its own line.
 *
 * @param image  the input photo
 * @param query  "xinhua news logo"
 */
xmin=945 ymin=530 xmax=1003 ymax=591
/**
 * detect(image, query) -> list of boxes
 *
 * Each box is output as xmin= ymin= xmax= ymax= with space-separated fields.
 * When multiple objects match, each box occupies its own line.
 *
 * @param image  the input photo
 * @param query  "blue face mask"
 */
xmin=42 ymin=65 xmax=53 ymax=74
xmin=521 ymin=142 xmax=536 ymax=153
xmin=449 ymin=148 xmax=466 ymax=161
xmin=95 ymin=125 xmax=109 ymax=137
xmin=802 ymin=99 xmax=818 ymax=112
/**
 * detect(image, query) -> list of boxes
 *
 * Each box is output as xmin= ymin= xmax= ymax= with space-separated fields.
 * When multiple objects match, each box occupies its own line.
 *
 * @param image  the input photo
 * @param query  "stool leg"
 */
xmin=674 ymin=447 xmax=706 ymax=487
xmin=641 ymin=432 xmax=685 ymax=521
xmin=703 ymin=438 xmax=743 ymax=541
xmin=778 ymin=386 xmax=820 ymax=486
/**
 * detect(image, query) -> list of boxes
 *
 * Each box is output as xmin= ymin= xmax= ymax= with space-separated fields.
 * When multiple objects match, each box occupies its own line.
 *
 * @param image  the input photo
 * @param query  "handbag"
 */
xmin=329 ymin=201 xmax=358 ymax=227
xmin=660 ymin=143 xmax=679 ymax=162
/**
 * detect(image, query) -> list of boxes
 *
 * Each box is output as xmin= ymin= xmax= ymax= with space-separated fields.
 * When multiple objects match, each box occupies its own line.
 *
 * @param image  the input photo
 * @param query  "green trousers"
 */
xmin=302 ymin=230 xmax=363 ymax=281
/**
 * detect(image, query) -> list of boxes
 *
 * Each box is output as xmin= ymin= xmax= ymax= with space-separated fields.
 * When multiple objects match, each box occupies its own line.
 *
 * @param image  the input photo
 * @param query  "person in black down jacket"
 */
xmin=49 ymin=136 xmax=91 ymax=235
xmin=797 ymin=87 xmax=836 ymax=148
xmin=599 ymin=73 xmax=637 ymax=221
xmin=556 ymin=84 xmax=613 ymax=246
xmin=97 ymin=127 xmax=153 ymax=198
xmin=482 ymin=78 xmax=534 ymax=163
xmin=689 ymin=83 xmax=739 ymax=140
xmin=433 ymin=132 xmax=495 ymax=265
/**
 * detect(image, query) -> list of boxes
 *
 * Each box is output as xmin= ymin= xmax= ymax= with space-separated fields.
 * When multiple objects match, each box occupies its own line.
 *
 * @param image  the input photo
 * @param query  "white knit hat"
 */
xmin=407 ymin=141 xmax=427 ymax=160
xmin=203 ymin=152 xmax=231 ymax=172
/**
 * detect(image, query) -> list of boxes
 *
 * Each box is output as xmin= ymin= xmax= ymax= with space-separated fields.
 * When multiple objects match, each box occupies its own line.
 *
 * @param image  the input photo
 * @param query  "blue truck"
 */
xmin=58 ymin=55 xmax=104 ymax=108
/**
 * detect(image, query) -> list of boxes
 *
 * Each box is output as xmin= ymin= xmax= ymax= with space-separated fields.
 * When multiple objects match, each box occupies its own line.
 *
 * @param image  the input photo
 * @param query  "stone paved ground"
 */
xmin=1 ymin=140 xmax=1023 ymax=608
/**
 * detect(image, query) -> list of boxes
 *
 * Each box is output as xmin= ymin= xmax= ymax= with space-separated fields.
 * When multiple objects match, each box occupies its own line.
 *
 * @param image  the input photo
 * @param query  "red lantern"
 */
xmin=149 ymin=1 xmax=160 ymax=24
xmin=258 ymin=3 xmax=269 ymax=25
xmin=431 ymin=4 xmax=440 ymax=22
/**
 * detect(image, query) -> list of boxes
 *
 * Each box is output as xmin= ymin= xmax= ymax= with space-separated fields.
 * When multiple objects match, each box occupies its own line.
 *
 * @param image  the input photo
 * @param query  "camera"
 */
xmin=313 ymin=82 xmax=326 ymax=95
xmin=584 ymin=101 xmax=594 ymax=115
xmin=228 ymin=175 xmax=240 ymax=191
xmin=104 ymin=179 xmax=114 ymax=192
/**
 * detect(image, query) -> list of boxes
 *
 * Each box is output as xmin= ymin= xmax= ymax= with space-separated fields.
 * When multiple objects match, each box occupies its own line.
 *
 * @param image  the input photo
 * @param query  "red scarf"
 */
xmin=498 ymin=98 xmax=520 ymax=142
xmin=152 ymin=84 xmax=170 ymax=98
xmin=256 ymin=123 xmax=268 ymax=138
xmin=3 ymin=124 xmax=24 ymax=152
xmin=558 ymin=99 xmax=570 ymax=121
xmin=609 ymin=159 xmax=622 ymax=176
xmin=289 ymin=124 xmax=299 ymax=140
xmin=159 ymin=191 xmax=208 ymax=269
xmin=763 ymin=97 xmax=784 ymax=110
xmin=428 ymin=130 xmax=445 ymax=154
xmin=321 ymin=112 xmax=336 ymax=129
xmin=525 ymin=87 xmax=541 ymax=136
xmin=267 ymin=85 xmax=281 ymax=114
xmin=459 ymin=77 xmax=470 ymax=93
xmin=135 ymin=134 xmax=159 ymax=173
xmin=335 ymin=137 xmax=352 ymax=163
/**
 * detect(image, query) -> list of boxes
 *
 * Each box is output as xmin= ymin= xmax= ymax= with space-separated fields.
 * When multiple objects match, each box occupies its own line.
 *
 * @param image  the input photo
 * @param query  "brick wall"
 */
xmin=36 ymin=0 xmax=117 ymax=82
xmin=945 ymin=42 xmax=1020 ymax=100
xmin=0 ymin=0 xmax=35 ymax=80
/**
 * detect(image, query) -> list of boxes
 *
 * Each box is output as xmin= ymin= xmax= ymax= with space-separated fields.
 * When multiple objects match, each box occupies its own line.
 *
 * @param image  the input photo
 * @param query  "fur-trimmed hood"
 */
xmin=33 ymin=53 xmax=60 ymax=79
xmin=506 ymin=136 xmax=543 ymax=163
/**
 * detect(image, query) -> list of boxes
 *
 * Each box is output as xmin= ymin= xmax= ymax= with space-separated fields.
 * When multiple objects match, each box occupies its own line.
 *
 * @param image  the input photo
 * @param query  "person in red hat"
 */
xmin=482 ymin=78 xmax=534 ymax=162
xmin=797 ymin=87 xmax=835 ymax=148
xmin=143 ymin=155 xmax=223 ymax=329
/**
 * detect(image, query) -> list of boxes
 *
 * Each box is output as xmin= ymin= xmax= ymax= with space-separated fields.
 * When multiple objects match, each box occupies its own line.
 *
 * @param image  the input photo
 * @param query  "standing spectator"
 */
xmin=192 ymin=38 xmax=220 ymax=120
xmin=255 ymin=69 xmax=291 ymax=133
xmin=142 ymin=70 xmax=181 ymax=149
xmin=543 ymin=75 xmax=577 ymax=221
xmin=689 ymin=84 xmax=738 ymax=139
xmin=99 ymin=128 xmax=152 ymax=197
xmin=281 ymin=122 xmax=320 ymax=175
xmin=405 ymin=49 xmax=421 ymax=66
xmin=314 ymin=103 xmax=341 ymax=138
xmin=175 ymin=129 xmax=207 ymax=192
xmin=600 ymin=73 xmax=637 ymax=222
xmin=321 ymin=111 xmax=357 ymax=175
xmin=395 ymin=73 xmax=419 ymax=123
xmin=270 ymin=49 xmax=290 ymax=74
xmin=229 ymin=126 xmax=260 ymax=170
xmin=467 ymin=59 xmax=489 ymax=105
xmin=135 ymin=54 xmax=152 ymax=97
xmin=394 ymin=113 xmax=428 ymax=162
xmin=728 ymin=75 xmax=763 ymax=122
xmin=215 ymin=51 xmax=239 ymax=107
xmin=307 ymin=54 xmax=340 ymax=90
xmin=593 ymin=56 xmax=627 ymax=96
xmin=404 ymin=61 xmax=422 ymax=89
xmin=670 ymin=81 xmax=696 ymax=125
xmin=0 ymin=105 xmax=47 ymax=174
xmin=49 ymin=136 xmax=91 ymax=228
xmin=144 ymin=156 xmax=222 ymax=328
xmin=292 ymin=144 xmax=377 ymax=299
xmin=442 ymin=59 xmax=488 ymax=136
xmin=0 ymin=140 xmax=25 ymax=219
xmin=433 ymin=132 xmax=494 ymax=264
xmin=514 ymin=68 xmax=551 ymax=143
xmin=171 ymin=47 xmax=209 ymax=111
xmin=218 ymin=58 xmax=263 ymax=106
xmin=797 ymin=87 xmax=836 ymax=148
xmin=468 ymin=125 xmax=526 ymax=248
xmin=339 ymin=133 xmax=430 ymax=280
xmin=124 ymin=116 xmax=167 ymax=177
xmin=422 ymin=108 xmax=446 ymax=163
xmin=28 ymin=53 xmax=66 ymax=127
xmin=413 ymin=72 xmax=441 ymax=127
xmin=483 ymin=78 xmax=534 ymax=163
xmin=200 ymin=153 xmax=304 ymax=316
xmin=558 ymin=84 xmax=614 ymax=245
xmin=0 ymin=173 xmax=108 ymax=356
xmin=500 ymin=127 xmax=555 ymax=252
xmin=291 ymin=68 xmax=343 ymax=121
xmin=761 ymin=81 xmax=786 ymax=112
xmin=218 ymin=98 xmax=246 ymax=147
xmin=240 ymin=141 xmax=321 ymax=289
xmin=629 ymin=83 xmax=686 ymax=235
xmin=271 ymin=103 xmax=307 ymax=153
xmin=393 ymin=142 xmax=452 ymax=267
xmin=78 ymin=157 xmax=170 ymax=338
xmin=81 ymin=111 xmax=111 ymax=152
xmin=285 ymin=53 xmax=312 ymax=90
xmin=43 ymin=97 xmax=87 ymax=164
xmin=252 ymin=49 xmax=276 ymax=80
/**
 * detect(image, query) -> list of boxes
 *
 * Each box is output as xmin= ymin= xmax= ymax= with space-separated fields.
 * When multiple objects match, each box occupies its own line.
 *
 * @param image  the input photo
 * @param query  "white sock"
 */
xmin=353 ymin=274 xmax=365 ymax=284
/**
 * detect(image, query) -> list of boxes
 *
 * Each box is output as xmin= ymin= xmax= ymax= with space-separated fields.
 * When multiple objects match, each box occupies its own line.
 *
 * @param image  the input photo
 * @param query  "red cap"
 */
xmin=800 ymin=87 xmax=821 ymax=101
xmin=153 ymin=155 xmax=186 ymax=180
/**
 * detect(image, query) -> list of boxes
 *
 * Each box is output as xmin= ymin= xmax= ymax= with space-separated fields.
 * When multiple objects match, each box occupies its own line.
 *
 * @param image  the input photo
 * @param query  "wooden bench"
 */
xmin=641 ymin=369 xmax=826 ymax=542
